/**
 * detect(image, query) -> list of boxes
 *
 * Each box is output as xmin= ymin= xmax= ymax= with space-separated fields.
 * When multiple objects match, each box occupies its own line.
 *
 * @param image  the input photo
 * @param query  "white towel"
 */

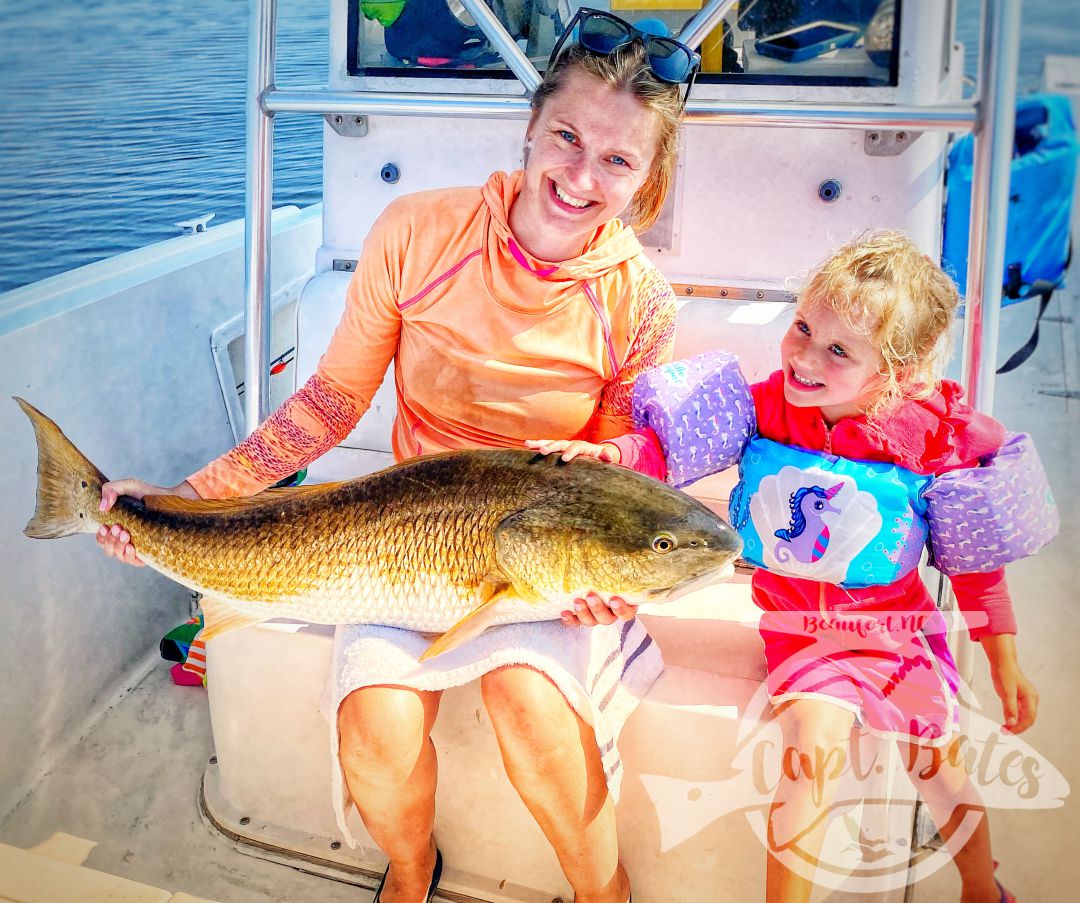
xmin=321 ymin=618 xmax=663 ymax=848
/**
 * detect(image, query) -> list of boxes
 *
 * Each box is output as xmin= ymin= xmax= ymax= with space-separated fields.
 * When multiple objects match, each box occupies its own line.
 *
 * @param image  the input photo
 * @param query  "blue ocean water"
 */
xmin=0 ymin=0 xmax=326 ymax=294
xmin=0 ymin=0 xmax=1076 ymax=294
xmin=955 ymin=0 xmax=1079 ymax=91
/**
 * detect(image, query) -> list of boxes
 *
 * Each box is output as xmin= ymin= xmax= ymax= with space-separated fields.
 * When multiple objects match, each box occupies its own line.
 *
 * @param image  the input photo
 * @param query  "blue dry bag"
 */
xmin=942 ymin=93 xmax=1079 ymax=372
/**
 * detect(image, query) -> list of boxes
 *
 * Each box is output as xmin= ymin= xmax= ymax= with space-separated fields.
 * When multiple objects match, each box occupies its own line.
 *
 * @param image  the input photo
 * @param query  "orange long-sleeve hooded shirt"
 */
xmin=188 ymin=170 xmax=677 ymax=498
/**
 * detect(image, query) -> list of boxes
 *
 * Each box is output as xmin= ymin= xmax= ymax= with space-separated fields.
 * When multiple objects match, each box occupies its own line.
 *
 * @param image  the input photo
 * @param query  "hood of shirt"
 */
xmin=480 ymin=170 xmax=645 ymax=308
xmin=753 ymin=371 xmax=1007 ymax=474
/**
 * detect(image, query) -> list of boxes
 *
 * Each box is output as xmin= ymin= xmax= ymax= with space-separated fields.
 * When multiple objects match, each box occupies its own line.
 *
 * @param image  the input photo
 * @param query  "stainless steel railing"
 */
xmin=243 ymin=0 xmax=276 ymax=434
xmin=243 ymin=0 xmax=1016 ymax=428
xmin=263 ymin=88 xmax=978 ymax=131
xmin=961 ymin=0 xmax=1023 ymax=414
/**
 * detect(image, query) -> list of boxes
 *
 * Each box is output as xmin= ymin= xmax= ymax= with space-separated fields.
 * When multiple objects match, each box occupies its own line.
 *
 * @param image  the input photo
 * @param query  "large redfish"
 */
xmin=17 ymin=397 xmax=741 ymax=659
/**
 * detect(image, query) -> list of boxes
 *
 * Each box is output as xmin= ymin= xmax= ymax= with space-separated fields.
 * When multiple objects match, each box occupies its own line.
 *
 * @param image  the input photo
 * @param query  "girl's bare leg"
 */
xmin=338 ymin=685 xmax=443 ymax=903
xmin=766 ymin=699 xmax=857 ymax=903
xmin=901 ymin=741 xmax=1001 ymax=903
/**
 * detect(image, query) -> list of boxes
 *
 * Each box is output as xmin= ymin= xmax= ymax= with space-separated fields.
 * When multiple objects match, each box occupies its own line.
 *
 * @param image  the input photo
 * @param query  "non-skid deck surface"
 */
xmin=0 ymin=664 xmax=375 ymax=903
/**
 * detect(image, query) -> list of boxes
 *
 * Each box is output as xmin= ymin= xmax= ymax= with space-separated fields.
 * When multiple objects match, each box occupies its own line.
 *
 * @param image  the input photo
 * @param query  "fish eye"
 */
xmin=652 ymin=534 xmax=677 ymax=553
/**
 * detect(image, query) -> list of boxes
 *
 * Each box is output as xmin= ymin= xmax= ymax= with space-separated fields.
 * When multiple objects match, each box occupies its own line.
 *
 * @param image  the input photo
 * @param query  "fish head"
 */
xmin=497 ymin=457 xmax=742 ymax=602
xmin=576 ymin=486 xmax=743 ymax=602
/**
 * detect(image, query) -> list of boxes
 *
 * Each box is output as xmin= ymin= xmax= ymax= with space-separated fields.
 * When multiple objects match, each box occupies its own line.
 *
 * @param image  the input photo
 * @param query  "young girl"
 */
xmin=530 ymin=232 xmax=1046 ymax=903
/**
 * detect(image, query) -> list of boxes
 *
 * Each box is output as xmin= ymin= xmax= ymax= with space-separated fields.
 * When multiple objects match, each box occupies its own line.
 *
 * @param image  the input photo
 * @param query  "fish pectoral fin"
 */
xmin=477 ymin=574 xmax=510 ymax=603
xmin=198 ymin=596 xmax=268 ymax=643
xmin=419 ymin=589 xmax=519 ymax=662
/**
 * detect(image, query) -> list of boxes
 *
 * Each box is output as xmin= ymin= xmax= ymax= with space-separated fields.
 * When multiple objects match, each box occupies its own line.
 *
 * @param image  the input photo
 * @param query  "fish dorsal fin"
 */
xmin=139 ymin=482 xmax=342 ymax=516
xmin=199 ymin=596 xmax=268 ymax=643
xmin=419 ymin=581 xmax=518 ymax=662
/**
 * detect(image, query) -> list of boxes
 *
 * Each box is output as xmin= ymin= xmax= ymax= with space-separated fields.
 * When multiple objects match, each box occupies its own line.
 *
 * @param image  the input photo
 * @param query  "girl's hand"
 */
xmin=97 ymin=479 xmax=198 ymax=567
xmin=525 ymin=439 xmax=621 ymax=464
xmin=560 ymin=592 xmax=639 ymax=627
xmin=980 ymin=633 xmax=1039 ymax=733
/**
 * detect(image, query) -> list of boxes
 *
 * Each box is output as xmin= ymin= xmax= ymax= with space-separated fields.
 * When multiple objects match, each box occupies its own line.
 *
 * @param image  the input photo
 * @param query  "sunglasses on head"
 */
xmin=547 ymin=8 xmax=701 ymax=104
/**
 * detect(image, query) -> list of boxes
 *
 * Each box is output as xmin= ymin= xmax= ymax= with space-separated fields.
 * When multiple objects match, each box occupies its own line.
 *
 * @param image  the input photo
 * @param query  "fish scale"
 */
xmin=101 ymin=458 xmax=527 ymax=626
xmin=17 ymin=397 xmax=743 ymax=657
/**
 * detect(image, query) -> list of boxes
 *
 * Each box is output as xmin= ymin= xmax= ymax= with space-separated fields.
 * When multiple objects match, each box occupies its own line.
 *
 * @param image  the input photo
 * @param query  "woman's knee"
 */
xmin=337 ymin=685 xmax=440 ymax=784
xmin=482 ymin=666 xmax=561 ymax=719
xmin=482 ymin=666 xmax=610 ymax=821
xmin=481 ymin=666 xmax=581 ymax=757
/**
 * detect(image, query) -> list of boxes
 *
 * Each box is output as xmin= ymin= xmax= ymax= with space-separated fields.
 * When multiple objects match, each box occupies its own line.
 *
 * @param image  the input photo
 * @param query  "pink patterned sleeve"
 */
xmin=604 ymin=427 xmax=667 ymax=480
xmin=187 ymin=373 xmax=362 ymax=498
xmin=951 ymin=568 xmax=1016 ymax=638
xmin=187 ymin=201 xmax=408 ymax=499
xmin=589 ymin=265 xmax=677 ymax=441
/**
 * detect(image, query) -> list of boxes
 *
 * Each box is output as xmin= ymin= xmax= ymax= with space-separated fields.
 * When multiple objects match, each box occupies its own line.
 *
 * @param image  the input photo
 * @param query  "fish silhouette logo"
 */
xmin=639 ymin=631 xmax=1069 ymax=893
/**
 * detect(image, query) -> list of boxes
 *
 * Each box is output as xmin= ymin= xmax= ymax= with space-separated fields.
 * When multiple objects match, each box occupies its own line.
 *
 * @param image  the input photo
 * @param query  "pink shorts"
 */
xmin=759 ymin=608 xmax=961 ymax=746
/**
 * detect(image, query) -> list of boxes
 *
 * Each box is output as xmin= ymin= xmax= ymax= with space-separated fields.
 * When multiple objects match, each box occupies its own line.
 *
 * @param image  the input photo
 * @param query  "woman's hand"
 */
xmin=980 ymin=633 xmax=1039 ymax=733
xmin=560 ymin=592 xmax=639 ymax=627
xmin=525 ymin=439 xmax=621 ymax=464
xmin=97 ymin=479 xmax=199 ymax=567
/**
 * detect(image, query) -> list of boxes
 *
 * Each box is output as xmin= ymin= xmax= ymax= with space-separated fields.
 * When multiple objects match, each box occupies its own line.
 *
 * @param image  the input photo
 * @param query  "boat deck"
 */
xmin=0 ymin=659 xmax=371 ymax=902
xmin=1 ymin=273 xmax=1077 ymax=901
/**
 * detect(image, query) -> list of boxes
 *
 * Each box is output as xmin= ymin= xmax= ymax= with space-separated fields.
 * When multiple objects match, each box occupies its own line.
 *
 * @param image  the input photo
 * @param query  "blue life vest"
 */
xmin=730 ymin=437 xmax=931 ymax=588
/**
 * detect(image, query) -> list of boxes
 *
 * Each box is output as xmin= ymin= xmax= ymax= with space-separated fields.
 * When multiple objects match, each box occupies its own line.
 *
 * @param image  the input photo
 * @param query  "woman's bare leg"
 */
xmin=901 ymin=741 xmax=1000 ymax=903
xmin=766 ymin=699 xmax=857 ymax=903
xmin=481 ymin=665 xmax=630 ymax=903
xmin=337 ymin=685 xmax=442 ymax=903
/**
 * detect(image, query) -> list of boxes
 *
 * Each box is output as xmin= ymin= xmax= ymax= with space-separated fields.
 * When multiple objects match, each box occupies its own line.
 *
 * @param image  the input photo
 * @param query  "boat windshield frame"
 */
xmin=240 ymin=0 xmax=1017 ymax=431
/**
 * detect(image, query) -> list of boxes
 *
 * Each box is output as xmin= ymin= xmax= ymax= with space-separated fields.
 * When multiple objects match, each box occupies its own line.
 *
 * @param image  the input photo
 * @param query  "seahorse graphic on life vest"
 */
xmin=773 ymin=483 xmax=843 ymax=565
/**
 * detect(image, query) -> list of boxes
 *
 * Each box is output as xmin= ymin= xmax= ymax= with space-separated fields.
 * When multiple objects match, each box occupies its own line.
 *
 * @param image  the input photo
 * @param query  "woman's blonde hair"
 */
xmin=529 ymin=42 xmax=684 ymax=232
xmin=800 ymin=231 xmax=960 ymax=415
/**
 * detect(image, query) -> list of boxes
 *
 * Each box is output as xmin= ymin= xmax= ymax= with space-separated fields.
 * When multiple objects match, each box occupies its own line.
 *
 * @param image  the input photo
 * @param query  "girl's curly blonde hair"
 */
xmin=799 ymin=231 xmax=960 ymax=416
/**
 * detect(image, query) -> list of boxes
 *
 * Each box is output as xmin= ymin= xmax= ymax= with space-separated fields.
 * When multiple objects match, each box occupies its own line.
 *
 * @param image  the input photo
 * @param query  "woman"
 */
xmin=97 ymin=13 xmax=698 ymax=903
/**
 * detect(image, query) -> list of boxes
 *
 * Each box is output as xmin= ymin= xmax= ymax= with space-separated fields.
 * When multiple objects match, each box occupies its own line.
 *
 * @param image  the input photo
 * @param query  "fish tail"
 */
xmin=15 ymin=397 xmax=108 ymax=539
